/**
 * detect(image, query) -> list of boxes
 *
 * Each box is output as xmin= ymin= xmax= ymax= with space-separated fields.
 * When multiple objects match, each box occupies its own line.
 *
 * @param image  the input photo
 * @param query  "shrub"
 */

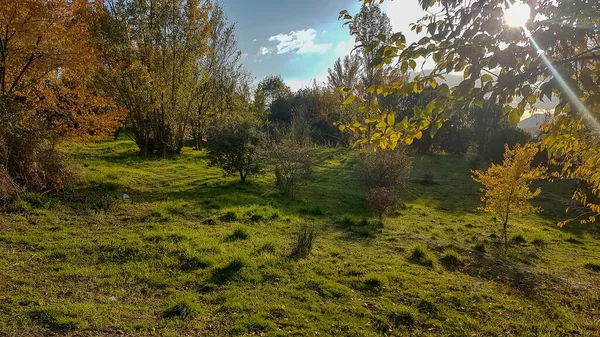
xmin=365 ymin=187 xmax=399 ymax=219
xmin=408 ymin=243 xmax=436 ymax=268
xmin=440 ymin=249 xmax=463 ymax=270
xmin=261 ymin=140 xmax=312 ymax=197
xmin=0 ymin=110 xmax=74 ymax=200
xmin=205 ymin=121 xmax=262 ymax=183
xmin=358 ymin=148 xmax=412 ymax=218
xmin=291 ymin=223 xmax=317 ymax=259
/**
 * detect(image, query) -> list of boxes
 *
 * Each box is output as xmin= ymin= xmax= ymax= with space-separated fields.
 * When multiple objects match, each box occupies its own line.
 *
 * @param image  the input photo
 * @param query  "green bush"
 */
xmin=205 ymin=121 xmax=262 ymax=183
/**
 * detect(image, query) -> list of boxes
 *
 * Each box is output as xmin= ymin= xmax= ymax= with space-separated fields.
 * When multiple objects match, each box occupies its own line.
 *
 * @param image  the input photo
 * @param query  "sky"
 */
xmin=220 ymin=0 xmax=430 ymax=92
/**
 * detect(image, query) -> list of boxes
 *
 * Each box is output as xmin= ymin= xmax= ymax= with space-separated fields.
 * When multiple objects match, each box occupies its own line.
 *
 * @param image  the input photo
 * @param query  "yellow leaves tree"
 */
xmin=472 ymin=144 xmax=547 ymax=250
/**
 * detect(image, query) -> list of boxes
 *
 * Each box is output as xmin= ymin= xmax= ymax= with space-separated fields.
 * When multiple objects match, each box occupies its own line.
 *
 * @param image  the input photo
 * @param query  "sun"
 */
xmin=504 ymin=2 xmax=531 ymax=28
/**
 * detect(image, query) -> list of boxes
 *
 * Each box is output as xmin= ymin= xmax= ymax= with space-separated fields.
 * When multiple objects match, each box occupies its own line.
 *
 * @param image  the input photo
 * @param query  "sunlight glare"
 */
xmin=504 ymin=2 xmax=531 ymax=28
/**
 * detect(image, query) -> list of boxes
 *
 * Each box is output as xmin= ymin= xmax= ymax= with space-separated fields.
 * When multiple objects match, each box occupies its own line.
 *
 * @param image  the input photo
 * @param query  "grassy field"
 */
xmin=0 ymin=139 xmax=599 ymax=336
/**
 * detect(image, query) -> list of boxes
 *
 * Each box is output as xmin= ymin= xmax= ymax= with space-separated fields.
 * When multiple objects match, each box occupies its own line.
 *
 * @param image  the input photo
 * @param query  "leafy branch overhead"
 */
xmin=337 ymin=0 xmax=600 ymax=223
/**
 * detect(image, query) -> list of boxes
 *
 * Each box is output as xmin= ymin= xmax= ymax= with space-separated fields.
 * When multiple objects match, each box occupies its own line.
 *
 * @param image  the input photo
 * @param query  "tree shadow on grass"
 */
xmin=461 ymin=242 xmax=564 ymax=300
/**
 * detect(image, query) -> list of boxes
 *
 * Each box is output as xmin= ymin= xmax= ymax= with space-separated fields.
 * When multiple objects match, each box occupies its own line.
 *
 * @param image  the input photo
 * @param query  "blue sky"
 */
xmin=220 ymin=0 xmax=429 ymax=91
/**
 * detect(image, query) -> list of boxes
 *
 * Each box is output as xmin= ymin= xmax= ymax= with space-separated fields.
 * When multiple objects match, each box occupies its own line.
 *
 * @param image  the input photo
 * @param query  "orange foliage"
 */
xmin=0 ymin=0 xmax=124 ymax=139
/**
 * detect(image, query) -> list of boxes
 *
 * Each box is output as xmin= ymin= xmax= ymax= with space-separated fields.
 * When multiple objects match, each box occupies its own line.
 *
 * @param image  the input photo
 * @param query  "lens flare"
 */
xmin=505 ymin=2 xmax=531 ymax=28
xmin=523 ymin=28 xmax=600 ymax=133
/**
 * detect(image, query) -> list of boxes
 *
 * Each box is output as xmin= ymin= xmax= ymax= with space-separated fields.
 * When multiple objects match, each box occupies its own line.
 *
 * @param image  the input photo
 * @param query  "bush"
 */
xmin=205 ymin=121 xmax=262 ymax=183
xmin=365 ymin=187 xmax=399 ymax=219
xmin=291 ymin=223 xmax=317 ymax=259
xmin=261 ymin=140 xmax=312 ymax=197
xmin=408 ymin=243 xmax=436 ymax=268
xmin=358 ymin=148 xmax=412 ymax=218
xmin=0 ymin=109 xmax=74 ymax=200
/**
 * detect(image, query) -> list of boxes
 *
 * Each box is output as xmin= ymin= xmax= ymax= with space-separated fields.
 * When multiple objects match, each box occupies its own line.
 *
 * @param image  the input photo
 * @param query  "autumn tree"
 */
xmin=338 ymin=0 xmax=600 ymax=221
xmin=472 ymin=144 xmax=547 ymax=250
xmin=0 ymin=0 xmax=124 ymax=196
xmin=96 ymin=0 xmax=212 ymax=155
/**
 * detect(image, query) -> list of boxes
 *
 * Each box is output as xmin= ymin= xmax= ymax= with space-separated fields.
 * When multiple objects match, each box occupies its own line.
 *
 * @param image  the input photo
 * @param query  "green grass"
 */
xmin=0 ymin=138 xmax=599 ymax=336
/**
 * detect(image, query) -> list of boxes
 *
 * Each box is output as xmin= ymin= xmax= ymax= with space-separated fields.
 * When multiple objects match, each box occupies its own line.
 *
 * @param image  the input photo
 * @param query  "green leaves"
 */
xmin=342 ymin=95 xmax=356 ymax=105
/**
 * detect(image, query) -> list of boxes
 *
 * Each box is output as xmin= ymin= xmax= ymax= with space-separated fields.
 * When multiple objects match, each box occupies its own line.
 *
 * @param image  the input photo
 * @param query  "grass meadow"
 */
xmin=0 ymin=138 xmax=599 ymax=336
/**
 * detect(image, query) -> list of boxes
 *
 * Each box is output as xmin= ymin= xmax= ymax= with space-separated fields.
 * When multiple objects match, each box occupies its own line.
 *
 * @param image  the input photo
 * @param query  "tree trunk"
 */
xmin=503 ymin=212 xmax=509 ymax=252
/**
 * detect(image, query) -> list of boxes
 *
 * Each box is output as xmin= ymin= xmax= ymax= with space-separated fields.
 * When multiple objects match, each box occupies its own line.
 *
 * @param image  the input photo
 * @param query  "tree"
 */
xmin=349 ymin=3 xmax=392 ymax=91
xmin=338 ymin=0 xmax=600 ymax=221
xmin=256 ymin=75 xmax=291 ymax=112
xmin=205 ymin=121 xmax=262 ymax=183
xmin=472 ymin=144 xmax=547 ymax=250
xmin=96 ymin=0 xmax=212 ymax=155
xmin=191 ymin=3 xmax=252 ymax=150
xmin=327 ymin=54 xmax=362 ymax=91
xmin=0 ymin=0 xmax=124 ymax=196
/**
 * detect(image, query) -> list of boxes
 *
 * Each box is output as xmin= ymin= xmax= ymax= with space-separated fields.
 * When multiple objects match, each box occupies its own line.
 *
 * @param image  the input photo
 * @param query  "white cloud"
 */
xmin=286 ymin=74 xmax=329 ymax=93
xmin=261 ymin=29 xmax=330 ymax=55
xmin=259 ymin=46 xmax=272 ymax=55
xmin=333 ymin=38 xmax=356 ymax=59
xmin=253 ymin=38 xmax=257 ymax=42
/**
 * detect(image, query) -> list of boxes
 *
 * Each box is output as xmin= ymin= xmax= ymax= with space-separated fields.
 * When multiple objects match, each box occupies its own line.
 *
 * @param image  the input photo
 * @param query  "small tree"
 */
xmin=358 ymin=147 xmax=412 ymax=218
xmin=261 ymin=140 xmax=312 ymax=197
xmin=472 ymin=144 xmax=547 ymax=251
xmin=205 ymin=121 xmax=261 ymax=183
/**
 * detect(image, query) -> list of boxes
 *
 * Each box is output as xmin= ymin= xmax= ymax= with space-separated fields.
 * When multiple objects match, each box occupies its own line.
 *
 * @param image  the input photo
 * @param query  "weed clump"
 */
xmin=532 ymin=238 xmax=547 ymax=247
xmin=220 ymin=211 xmax=238 ymax=222
xmin=388 ymin=305 xmax=418 ymax=327
xmin=258 ymin=242 xmax=276 ymax=254
xmin=408 ymin=243 xmax=437 ymax=268
xmin=29 ymin=308 xmax=82 ymax=331
xmin=162 ymin=294 xmax=200 ymax=319
xmin=512 ymin=234 xmax=527 ymax=244
xmin=584 ymin=263 xmax=600 ymax=272
xmin=226 ymin=227 xmax=249 ymax=241
xmin=440 ymin=249 xmax=463 ymax=270
xmin=418 ymin=172 xmax=436 ymax=186
xmin=291 ymin=223 xmax=316 ymax=259
xmin=360 ymin=273 xmax=389 ymax=293
xmin=337 ymin=217 xmax=383 ymax=238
